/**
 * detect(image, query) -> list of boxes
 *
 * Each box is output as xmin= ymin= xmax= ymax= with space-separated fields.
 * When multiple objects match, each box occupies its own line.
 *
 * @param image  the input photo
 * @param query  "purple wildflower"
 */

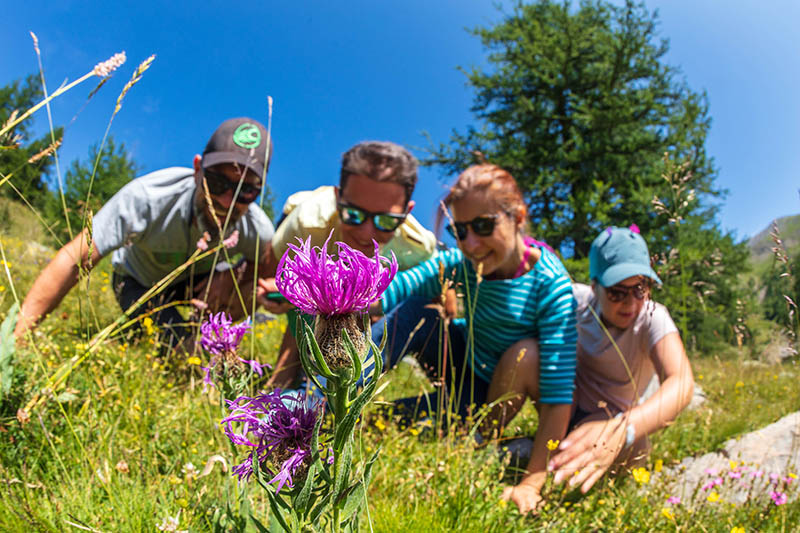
xmin=751 ymin=470 xmax=764 ymax=478
xmin=222 ymin=390 xmax=321 ymax=492
xmin=200 ymin=312 xmax=250 ymax=355
xmin=199 ymin=312 xmax=270 ymax=388
xmin=704 ymin=468 xmax=719 ymax=476
xmin=275 ymin=233 xmax=398 ymax=317
xmin=770 ymin=491 xmax=788 ymax=506
xmin=729 ymin=470 xmax=742 ymax=479
xmin=666 ymin=496 xmax=681 ymax=505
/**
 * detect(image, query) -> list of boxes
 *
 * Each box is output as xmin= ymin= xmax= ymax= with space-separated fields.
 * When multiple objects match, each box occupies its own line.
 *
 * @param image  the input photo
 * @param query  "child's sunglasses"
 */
xmin=203 ymin=169 xmax=261 ymax=204
xmin=337 ymin=202 xmax=407 ymax=232
xmin=604 ymin=282 xmax=650 ymax=303
xmin=446 ymin=214 xmax=499 ymax=241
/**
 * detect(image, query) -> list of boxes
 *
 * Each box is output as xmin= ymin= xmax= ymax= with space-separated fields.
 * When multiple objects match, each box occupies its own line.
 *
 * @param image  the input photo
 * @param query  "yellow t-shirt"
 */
xmin=272 ymin=186 xmax=437 ymax=270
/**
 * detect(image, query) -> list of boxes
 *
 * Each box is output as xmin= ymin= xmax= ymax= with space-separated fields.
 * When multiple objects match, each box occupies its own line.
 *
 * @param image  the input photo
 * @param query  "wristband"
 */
xmin=614 ymin=412 xmax=636 ymax=449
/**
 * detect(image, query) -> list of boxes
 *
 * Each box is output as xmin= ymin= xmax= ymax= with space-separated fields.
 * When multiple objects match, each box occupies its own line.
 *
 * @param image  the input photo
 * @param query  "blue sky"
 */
xmin=2 ymin=1 xmax=798 ymax=243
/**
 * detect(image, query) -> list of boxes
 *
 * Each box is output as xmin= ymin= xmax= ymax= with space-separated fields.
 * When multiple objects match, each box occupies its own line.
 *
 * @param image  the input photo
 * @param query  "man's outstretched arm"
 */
xmin=14 ymin=229 xmax=103 ymax=338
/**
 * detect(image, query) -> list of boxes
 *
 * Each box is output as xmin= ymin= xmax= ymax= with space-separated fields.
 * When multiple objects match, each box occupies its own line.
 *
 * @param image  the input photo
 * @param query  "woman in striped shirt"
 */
xmin=377 ymin=164 xmax=577 ymax=513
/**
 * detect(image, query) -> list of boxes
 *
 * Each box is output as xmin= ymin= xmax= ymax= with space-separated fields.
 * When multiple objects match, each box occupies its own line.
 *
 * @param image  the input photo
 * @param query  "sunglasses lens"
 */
xmin=606 ymin=284 xmax=648 ymax=302
xmin=374 ymin=214 xmax=404 ymax=232
xmin=472 ymin=217 xmax=496 ymax=236
xmin=234 ymin=183 xmax=260 ymax=203
xmin=204 ymin=171 xmax=228 ymax=195
xmin=340 ymin=206 xmax=366 ymax=226
xmin=606 ymin=287 xmax=626 ymax=302
xmin=446 ymin=223 xmax=468 ymax=240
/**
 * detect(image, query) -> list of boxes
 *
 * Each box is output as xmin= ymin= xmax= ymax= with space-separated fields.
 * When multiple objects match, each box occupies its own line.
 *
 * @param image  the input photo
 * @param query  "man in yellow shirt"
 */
xmin=260 ymin=141 xmax=437 ymax=387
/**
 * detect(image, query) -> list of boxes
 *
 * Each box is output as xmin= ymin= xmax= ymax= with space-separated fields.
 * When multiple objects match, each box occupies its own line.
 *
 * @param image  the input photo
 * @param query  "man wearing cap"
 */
xmin=14 ymin=117 xmax=276 ymax=349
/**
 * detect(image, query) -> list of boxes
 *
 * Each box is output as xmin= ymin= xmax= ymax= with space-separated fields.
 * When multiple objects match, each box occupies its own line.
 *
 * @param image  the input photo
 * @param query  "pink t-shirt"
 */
xmin=572 ymin=283 xmax=678 ymax=414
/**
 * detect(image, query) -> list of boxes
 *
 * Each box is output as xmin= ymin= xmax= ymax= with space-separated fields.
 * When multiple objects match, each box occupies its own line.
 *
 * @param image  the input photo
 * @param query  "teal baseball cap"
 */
xmin=589 ymin=226 xmax=661 ymax=287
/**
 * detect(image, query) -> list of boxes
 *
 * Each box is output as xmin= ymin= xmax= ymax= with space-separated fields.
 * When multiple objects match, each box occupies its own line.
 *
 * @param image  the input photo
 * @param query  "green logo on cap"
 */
xmin=232 ymin=123 xmax=261 ymax=149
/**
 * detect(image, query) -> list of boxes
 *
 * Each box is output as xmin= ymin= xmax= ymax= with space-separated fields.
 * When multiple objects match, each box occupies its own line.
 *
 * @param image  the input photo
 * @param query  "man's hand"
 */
xmin=194 ymin=271 xmax=238 ymax=314
xmin=501 ymin=478 xmax=544 ymax=514
xmin=255 ymin=277 xmax=294 ymax=314
xmin=548 ymin=414 xmax=626 ymax=493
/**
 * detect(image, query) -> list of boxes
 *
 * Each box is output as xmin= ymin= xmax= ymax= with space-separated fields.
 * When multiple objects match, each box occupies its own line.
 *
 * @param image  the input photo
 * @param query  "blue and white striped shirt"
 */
xmin=381 ymin=246 xmax=577 ymax=404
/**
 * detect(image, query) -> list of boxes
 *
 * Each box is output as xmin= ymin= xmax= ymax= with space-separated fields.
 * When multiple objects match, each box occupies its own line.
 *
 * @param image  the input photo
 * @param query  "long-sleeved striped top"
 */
xmin=381 ymin=245 xmax=577 ymax=404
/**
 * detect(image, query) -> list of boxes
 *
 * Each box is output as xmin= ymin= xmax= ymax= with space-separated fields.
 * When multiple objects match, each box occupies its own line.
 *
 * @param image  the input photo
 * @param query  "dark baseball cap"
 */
xmin=202 ymin=117 xmax=271 ymax=179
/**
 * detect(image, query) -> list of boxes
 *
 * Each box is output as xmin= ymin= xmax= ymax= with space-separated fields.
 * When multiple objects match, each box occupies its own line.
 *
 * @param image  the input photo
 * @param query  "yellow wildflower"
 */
xmin=661 ymin=508 xmax=674 ymax=520
xmin=735 ymin=381 xmax=744 ymax=389
xmin=143 ymin=317 xmax=155 ymax=336
xmin=729 ymin=460 xmax=738 ymax=470
xmin=730 ymin=527 xmax=745 ymax=533
xmin=187 ymin=356 xmax=202 ymax=366
xmin=547 ymin=439 xmax=560 ymax=451
xmin=374 ymin=419 xmax=386 ymax=432
xmin=655 ymin=459 xmax=663 ymax=473
xmin=632 ymin=467 xmax=650 ymax=484
xmin=707 ymin=491 xmax=720 ymax=503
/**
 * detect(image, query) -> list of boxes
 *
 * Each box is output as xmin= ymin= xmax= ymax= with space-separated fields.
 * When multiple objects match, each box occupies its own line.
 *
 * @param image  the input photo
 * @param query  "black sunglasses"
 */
xmin=337 ymin=202 xmax=407 ymax=232
xmin=604 ymin=282 xmax=650 ymax=303
xmin=446 ymin=214 xmax=499 ymax=241
xmin=203 ymin=169 xmax=261 ymax=204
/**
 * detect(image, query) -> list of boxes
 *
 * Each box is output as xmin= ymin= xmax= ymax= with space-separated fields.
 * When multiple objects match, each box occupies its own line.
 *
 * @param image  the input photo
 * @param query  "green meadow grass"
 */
xmin=1 ymin=206 xmax=799 ymax=532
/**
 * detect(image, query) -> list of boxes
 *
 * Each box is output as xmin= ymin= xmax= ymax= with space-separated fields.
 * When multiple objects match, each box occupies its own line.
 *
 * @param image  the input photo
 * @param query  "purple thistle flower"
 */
xmin=770 ymin=491 xmax=788 ymax=506
xmin=275 ymin=233 xmax=398 ymax=317
xmin=221 ymin=390 xmax=321 ymax=493
xmin=198 ymin=313 xmax=271 ymax=389
xmin=200 ymin=312 xmax=250 ymax=355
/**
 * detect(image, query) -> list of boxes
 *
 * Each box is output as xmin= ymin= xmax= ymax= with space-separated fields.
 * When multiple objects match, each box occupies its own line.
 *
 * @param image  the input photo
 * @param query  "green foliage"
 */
xmin=760 ymin=244 xmax=800 ymax=349
xmin=427 ymin=0 xmax=721 ymax=259
xmin=428 ymin=0 xmax=752 ymax=352
xmin=0 ymin=74 xmax=63 ymax=210
xmin=653 ymin=215 xmax=751 ymax=352
xmin=44 ymin=136 xmax=138 ymax=245
xmin=0 ymin=304 xmax=26 ymax=418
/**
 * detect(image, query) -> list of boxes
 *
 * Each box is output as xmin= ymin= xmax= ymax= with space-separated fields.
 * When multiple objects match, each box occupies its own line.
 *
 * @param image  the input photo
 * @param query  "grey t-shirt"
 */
xmin=92 ymin=167 xmax=274 ymax=287
xmin=572 ymin=283 xmax=678 ymax=414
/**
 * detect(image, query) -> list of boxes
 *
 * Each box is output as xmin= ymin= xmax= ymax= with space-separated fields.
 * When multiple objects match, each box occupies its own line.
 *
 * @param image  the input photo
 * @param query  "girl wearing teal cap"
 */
xmin=546 ymin=226 xmax=694 ymax=494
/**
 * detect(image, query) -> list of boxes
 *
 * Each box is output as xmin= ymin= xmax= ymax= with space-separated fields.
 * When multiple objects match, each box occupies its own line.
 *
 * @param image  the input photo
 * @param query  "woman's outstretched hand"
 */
xmin=548 ymin=414 xmax=626 ymax=493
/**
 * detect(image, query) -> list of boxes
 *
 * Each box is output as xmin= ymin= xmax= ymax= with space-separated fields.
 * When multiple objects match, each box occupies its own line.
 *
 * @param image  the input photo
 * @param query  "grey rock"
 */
xmin=654 ymin=411 xmax=800 ymax=506
xmin=640 ymin=374 xmax=706 ymax=410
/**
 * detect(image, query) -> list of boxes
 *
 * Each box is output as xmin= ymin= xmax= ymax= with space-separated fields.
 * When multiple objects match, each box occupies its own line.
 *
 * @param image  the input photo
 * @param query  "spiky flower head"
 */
xmin=199 ymin=312 xmax=269 ymax=388
xmin=200 ymin=312 xmax=249 ymax=354
xmin=222 ymin=390 xmax=320 ymax=492
xmin=275 ymin=233 xmax=398 ymax=317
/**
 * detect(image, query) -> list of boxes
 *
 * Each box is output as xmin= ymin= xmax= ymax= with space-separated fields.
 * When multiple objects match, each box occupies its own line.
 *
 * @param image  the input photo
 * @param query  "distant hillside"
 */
xmin=748 ymin=214 xmax=800 ymax=271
